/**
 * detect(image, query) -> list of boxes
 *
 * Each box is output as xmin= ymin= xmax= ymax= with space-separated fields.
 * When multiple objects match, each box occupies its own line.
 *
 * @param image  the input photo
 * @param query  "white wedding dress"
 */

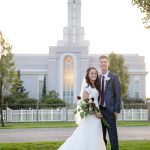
xmin=58 ymin=86 xmax=106 ymax=150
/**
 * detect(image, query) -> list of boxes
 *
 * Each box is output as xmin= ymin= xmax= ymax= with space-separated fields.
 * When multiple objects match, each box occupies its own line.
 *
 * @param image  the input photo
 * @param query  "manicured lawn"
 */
xmin=0 ymin=122 xmax=76 ymax=129
xmin=0 ymin=141 xmax=63 ymax=150
xmin=117 ymin=121 xmax=150 ymax=126
xmin=0 ymin=121 xmax=150 ymax=129
xmin=0 ymin=141 xmax=150 ymax=150
xmin=116 ymin=140 xmax=150 ymax=150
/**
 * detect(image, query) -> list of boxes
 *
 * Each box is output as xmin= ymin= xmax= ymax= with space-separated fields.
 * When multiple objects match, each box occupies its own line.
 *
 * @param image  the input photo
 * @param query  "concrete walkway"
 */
xmin=0 ymin=127 xmax=150 ymax=143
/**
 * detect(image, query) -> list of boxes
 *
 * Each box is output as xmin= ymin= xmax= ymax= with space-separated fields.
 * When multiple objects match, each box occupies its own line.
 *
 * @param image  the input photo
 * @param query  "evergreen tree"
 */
xmin=11 ymin=70 xmax=28 ymax=98
xmin=0 ymin=31 xmax=17 ymax=126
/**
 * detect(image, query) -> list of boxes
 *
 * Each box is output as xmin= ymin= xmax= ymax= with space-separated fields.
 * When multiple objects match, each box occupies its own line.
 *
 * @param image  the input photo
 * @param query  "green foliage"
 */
xmin=122 ymin=95 xmax=146 ymax=109
xmin=41 ymin=90 xmax=66 ymax=105
xmin=13 ymin=98 xmax=37 ymax=105
xmin=132 ymin=0 xmax=150 ymax=28
xmin=11 ymin=70 xmax=28 ymax=98
xmin=4 ymin=70 xmax=29 ymax=105
xmin=47 ymin=90 xmax=59 ymax=99
xmin=108 ymin=52 xmax=129 ymax=97
xmin=42 ymin=98 xmax=65 ymax=105
xmin=4 ymin=96 xmax=37 ymax=105
xmin=122 ymin=96 xmax=145 ymax=104
xmin=0 ymin=31 xmax=17 ymax=126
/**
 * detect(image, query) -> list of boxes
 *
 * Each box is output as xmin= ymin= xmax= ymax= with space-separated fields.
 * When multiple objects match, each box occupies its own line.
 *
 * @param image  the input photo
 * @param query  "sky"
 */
xmin=0 ymin=0 xmax=150 ymax=97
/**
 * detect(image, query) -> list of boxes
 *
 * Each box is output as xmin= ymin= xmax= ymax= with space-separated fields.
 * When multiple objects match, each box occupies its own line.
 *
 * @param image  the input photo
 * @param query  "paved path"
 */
xmin=0 ymin=127 xmax=150 ymax=143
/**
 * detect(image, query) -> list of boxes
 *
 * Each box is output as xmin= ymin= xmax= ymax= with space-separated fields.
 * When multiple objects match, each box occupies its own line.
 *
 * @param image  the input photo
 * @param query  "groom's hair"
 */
xmin=99 ymin=55 xmax=109 ymax=61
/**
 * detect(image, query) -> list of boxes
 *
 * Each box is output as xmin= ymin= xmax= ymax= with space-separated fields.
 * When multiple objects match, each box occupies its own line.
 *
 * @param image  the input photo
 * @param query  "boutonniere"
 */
xmin=105 ymin=77 xmax=111 ymax=87
xmin=105 ymin=77 xmax=111 ymax=81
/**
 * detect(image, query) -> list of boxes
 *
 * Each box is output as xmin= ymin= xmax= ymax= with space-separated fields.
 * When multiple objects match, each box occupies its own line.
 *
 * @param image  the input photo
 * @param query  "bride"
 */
xmin=58 ymin=67 xmax=106 ymax=150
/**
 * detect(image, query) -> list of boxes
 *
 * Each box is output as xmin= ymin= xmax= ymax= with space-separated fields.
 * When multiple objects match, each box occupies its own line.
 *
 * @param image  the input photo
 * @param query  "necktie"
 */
xmin=100 ymin=76 xmax=105 ymax=106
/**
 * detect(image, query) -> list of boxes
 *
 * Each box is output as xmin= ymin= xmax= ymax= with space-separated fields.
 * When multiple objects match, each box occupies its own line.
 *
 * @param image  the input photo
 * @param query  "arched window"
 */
xmin=63 ymin=56 xmax=74 ymax=103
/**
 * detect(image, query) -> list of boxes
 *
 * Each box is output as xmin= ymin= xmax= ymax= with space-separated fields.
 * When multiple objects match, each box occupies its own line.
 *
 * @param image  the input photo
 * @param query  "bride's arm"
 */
xmin=82 ymin=90 xmax=102 ymax=118
xmin=82 ymin=90 xmax=89 ymax=100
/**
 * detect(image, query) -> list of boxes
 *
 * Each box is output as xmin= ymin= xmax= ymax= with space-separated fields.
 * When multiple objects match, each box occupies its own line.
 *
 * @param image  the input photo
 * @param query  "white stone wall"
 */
xmin=14 ymin=53 xmax=147 ymax=100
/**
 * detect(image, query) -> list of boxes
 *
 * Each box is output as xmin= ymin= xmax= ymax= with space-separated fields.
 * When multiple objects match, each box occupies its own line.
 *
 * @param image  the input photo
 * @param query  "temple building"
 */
xmin=14 ymin=0 xmax=147 ymax=103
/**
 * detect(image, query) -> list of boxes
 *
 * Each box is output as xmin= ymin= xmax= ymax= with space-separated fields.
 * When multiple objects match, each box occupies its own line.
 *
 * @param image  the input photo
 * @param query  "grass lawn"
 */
xmin=117 ymin=121 xmax=150 ymax=126
xmin=0 ymin=121 xmax=150 ymax=129
xmin=0 ymin=122 xmax=76 ymax=129
xmin=0 ymin=141 xmax=150 ymax=150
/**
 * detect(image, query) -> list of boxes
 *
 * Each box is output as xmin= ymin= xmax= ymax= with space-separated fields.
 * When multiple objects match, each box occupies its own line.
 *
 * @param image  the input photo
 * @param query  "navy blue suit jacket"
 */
xmin=99 ymin=72 xmax=122 ymax=113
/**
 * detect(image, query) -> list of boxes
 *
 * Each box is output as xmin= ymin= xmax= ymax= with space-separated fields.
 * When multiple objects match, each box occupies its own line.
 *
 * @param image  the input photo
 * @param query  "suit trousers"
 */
xmin=100 ymin=107 xmax=119 ymax=150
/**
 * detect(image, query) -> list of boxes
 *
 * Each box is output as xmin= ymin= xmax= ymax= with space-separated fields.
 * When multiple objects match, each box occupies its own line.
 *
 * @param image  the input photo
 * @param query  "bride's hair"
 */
xmin=85 ymin=67 xmax=100 ymax=93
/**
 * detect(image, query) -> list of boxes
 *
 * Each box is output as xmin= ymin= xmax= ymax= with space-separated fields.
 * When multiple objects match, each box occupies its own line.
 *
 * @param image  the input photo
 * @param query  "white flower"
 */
xmin=81 ymin=100 xmax=86 ymax=104
xmin=89 ymin=99 xmax=93 ymax=103
xmin=105 ymin=77 xmax=111 ymax=81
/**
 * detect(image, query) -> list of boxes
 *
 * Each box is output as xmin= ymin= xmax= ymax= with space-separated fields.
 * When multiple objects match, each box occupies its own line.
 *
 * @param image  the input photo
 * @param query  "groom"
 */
xmin=99 ymin=55 xmax=121 ymax=150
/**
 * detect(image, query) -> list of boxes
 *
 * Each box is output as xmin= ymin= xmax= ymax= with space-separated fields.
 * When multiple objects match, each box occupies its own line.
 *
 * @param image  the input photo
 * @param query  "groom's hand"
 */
xmin=114 ymin=112 xmax=119 ymax=119
xmin=95 ymin=113 xmax=103 ymax=119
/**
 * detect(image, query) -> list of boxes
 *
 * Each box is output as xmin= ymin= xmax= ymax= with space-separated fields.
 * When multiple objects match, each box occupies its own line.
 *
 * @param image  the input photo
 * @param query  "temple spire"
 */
xmin=57 ymin=0 xmax=89 ymax=47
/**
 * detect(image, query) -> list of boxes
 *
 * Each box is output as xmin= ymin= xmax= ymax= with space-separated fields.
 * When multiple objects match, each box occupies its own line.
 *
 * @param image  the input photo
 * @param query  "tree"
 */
xmin=0 ymin=31 xmax=17 ymax=126
xmin=11 ymin=70 xmax=28 ymax=98
xmin=108 ymin=52 xmax=129 ymax=98
xmin=12 ymin=70 xmax=28 ymax=98
xmin=47 ymin=90 xmax=59 ymax=99
xmin=41 ymin=90 xmax=66 ymax=106
xmin=42 ymin=75 xmax=46 ymax=97
xmin=4 ymin=70 xmax=29 ymax=104
xmin=132 ymin=0 xmax=150 ymax=28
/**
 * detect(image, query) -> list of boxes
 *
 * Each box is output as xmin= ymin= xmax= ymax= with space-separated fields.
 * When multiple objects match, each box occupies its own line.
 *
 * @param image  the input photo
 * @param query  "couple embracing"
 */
xmin=58 ymin=55 xmax=122 ymax=150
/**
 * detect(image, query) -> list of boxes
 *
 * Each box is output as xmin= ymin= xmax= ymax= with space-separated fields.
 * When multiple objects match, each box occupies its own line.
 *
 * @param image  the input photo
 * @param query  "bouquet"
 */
xmin=74 ymin=96 xmax=110 ymax=128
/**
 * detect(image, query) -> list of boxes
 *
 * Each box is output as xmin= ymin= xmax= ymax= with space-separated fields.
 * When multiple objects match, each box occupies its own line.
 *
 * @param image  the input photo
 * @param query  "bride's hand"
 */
xmin=95 ymin=112 xmax=103 ymax=119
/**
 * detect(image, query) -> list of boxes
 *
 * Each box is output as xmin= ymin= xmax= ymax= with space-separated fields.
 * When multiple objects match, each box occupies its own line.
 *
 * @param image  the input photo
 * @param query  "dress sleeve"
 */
xmin=83 ymin=86 xmax=91 ymax=96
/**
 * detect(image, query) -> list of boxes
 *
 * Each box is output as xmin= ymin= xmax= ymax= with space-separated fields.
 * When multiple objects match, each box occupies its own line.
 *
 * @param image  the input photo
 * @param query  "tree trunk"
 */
xmin=0 ymin=109 xmax=4 ymax=127
xmin=0 ymin=96 xmax=4 ymax=127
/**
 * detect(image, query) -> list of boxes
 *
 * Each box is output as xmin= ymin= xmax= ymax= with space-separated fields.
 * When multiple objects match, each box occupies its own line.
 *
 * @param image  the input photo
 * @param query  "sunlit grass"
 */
xmin=0 ymin=122 xmax=76 ymax=129
xmin=117 ymin=121 xmax=150 ymax=126
xmin=0 ymin=141 xmax=150 ymax=150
